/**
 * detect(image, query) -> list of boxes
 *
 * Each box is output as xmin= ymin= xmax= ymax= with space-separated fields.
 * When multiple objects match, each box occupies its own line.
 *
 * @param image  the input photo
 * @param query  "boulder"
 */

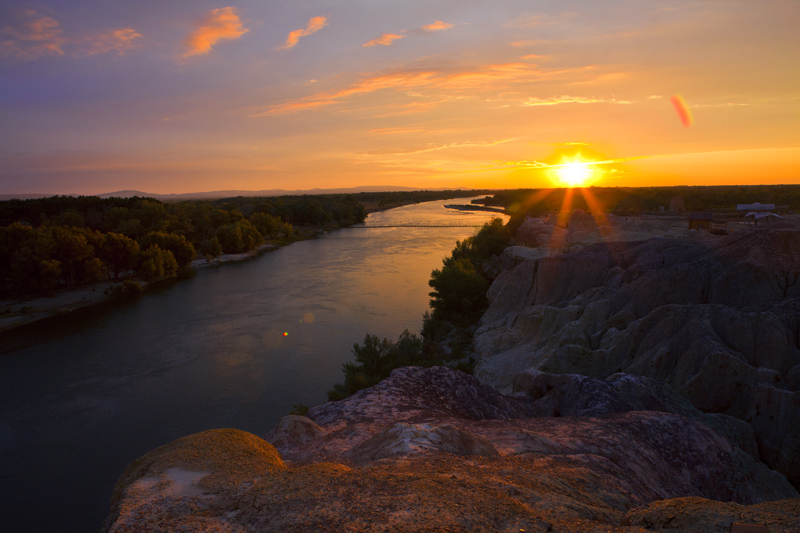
xmin=104 ymin=368 xmax=799 ymax=532
xmin=102 ymin=428 xmax=286 ymax=532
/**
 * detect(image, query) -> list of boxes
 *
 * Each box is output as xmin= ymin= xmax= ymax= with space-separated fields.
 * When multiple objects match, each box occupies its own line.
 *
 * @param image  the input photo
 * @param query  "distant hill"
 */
xmin=0 ymin=185 xmax=469 ymax=202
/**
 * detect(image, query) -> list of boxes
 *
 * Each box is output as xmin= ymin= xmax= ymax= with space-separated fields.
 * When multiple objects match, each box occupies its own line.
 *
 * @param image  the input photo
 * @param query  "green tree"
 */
xmin=101 ymin=233 xmax=140 ymax=279
xmin=37 ymin=259 xmax=62 ymax=291
xmin=48 ymin=226 xmax=94 ymax=287
xmin=199 ymin=237 xmax=223 ymax=259
xmin=250 ymin=212 xmax=289 ymax=239
xmin=215 ymin=223 xmax=244 ymax=253
xmin=428 ymin=256 xmax=489 ymax=324
xmin=140 ymin=232 xmax=196 ymax=269
xmin=137 ymin=245 xmax=178 ymax=282
xmin=215 ymin=220 xmax=265 ymax=253
xmin=327 ymin=330 xmax=425 ymax=401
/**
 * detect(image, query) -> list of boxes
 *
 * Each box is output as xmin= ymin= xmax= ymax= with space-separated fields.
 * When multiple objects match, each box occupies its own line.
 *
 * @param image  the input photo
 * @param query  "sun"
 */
xmin=551 ymin=157 xmax=597 ymax=188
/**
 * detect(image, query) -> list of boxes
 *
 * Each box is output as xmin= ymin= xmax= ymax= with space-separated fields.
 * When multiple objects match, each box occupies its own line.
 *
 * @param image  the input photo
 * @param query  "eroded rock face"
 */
xmin=104 ymin=368 xmax=798 ymax=532
xmin=474 ymin=226 xmax=800 ymax=484
xmin=513 ymin=370 xmax=760 ymax=458
xmin=623 ymin=496 xmax=800 ymax=533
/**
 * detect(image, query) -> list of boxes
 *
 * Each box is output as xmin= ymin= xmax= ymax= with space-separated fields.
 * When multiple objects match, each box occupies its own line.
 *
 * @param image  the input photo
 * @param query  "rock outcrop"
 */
xmin=103 ymin=224 xmax=800 ymax=531
xmin=103 ymin=367 xmax=799 ymax=532
xmin=513 ymin=210 xmax=687 ymax=251
xmin=474 ymin=225 xmax=800 ymax=485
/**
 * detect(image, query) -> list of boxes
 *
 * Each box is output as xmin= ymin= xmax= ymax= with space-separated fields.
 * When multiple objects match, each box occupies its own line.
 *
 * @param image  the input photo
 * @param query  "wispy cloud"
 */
xmin=0 ymin=9 xmax=66 ymax=60
xmin=363 ymin=33 xmax=405 ymax=47
xmin=363 ymin=20 xmax=454 ymax=48
xmin=367 ymin=138 xmax=514 ymax=156
xmin=509 ymin=12 xmax=579 ymax=28
xmin=1 ymin=8 xmax=143 ymax=60
xmin=523 ymin=95 xmax=632 ymax=106
xmin=254 ymin=62 xmax=603 ymax=116
xmin=421 ymin=21 xmax=453 ymax=31
xmin=278 ymin=16 xmax=327 ymax=50
xmin=183 ymin=7 xmax=248 ymax=57
xmin=369 ymin=127 xmax=425 ymax=135
xmin=498 ymin=155 xmax=649 ymax=170
xmin=77 ymin=28 xmax=142 ymax=56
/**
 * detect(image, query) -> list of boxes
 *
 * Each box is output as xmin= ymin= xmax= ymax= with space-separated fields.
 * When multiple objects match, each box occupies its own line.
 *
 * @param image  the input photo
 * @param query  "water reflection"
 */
xmin=0 ymin=199 xmax=505 ymax=533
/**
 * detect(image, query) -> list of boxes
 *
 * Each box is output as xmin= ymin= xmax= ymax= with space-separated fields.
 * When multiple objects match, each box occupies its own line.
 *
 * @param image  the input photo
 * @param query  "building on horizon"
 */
xmin=737 ymin=202 xmax=775 ymax=212
xmin=744 ymin=212 xmax=784 ymax=226
xmin=669 ymin=196 xmax=685 ymax=212
xmin=688 ymin=212 xmax=713 ymax=231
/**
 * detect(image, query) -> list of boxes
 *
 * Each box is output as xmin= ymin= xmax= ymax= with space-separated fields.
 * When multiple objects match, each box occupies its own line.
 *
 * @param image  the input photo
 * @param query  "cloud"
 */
xmin=363 ymin=33 xmax=405 ymax=47
xmin=508 ymin=12 xmax=579 ymax=28
xmin=369 ymin=127 xmax=425 ymax=135
xmin=523 ymin=95 xmax=632 ymax=106
xmin=0 ymin=9 xmax=66 ymax=60
xmin=253 ymin=62 xmax=608 ymax=116
xmin=367 ymin=139 xmax=513 ymax=156
xmin=421 ymin=21 xmax=453 ymax=31
xmin=498 ymin=155 xmax=647 ymax=169
xmin=1 ymin=9 xmax=143 ymax=60
xmin=77 ymin=28 xmax=143 ymax=56
xmin=183 ymin=7 xmax=248 ymax=57
xmin=278 ymin=16 xmax=327 ymax=50
xmin=363 ymin=20 xmax=454 ymax=48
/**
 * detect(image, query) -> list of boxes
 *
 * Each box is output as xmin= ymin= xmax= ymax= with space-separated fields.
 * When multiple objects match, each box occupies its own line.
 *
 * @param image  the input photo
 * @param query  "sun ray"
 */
xmin=578 ymin=187 xmax=608 ymax=227
xmin=556 ymin=187 xmax=575 ymax=229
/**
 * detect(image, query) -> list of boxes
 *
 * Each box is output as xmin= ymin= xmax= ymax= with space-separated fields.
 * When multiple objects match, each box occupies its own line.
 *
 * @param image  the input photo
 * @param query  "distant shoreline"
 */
xmin=0 ymin=242 xmax=283 ymax=334
xmin=0 ymin=197 xmax=488 ymax=335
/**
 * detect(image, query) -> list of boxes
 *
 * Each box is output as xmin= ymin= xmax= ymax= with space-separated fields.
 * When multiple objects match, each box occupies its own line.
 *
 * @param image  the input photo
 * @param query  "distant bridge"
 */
xmin=346 ymin=224 xmax=485 ymax=228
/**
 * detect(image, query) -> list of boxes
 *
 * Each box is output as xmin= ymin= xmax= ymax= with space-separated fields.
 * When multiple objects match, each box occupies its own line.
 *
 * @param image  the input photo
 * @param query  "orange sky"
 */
xmin=1 ymin=1 xmax=798 ymax=194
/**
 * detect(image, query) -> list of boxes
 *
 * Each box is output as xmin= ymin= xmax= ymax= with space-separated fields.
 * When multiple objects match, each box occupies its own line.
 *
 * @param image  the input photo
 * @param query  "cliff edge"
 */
xmin=475 ymin=224 xmax=800 ymax=486
xmin=102 ymin=367 xmax=799 ymax=532
xmin=102 ymin=223 xmax=800 ymax=531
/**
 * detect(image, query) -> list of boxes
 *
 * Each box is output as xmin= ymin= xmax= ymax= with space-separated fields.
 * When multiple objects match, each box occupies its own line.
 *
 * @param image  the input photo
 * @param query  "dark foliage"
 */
xmin=427 ymin=218 xmax=510 ymax=326
xmin=327 ymin=330 xmax=433 ymax=401
xmin=480 ymin=185 xmax=800 ymax=218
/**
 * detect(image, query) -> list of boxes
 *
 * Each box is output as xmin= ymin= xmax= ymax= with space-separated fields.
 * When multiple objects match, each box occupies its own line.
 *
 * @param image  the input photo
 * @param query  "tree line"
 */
xmin=480 ymin=184 xmax=800 ymax=221
xmin=327 ymin=218 xmax=511 ymax=401
xmin=0 ymin=193 xmax=371 ymax=296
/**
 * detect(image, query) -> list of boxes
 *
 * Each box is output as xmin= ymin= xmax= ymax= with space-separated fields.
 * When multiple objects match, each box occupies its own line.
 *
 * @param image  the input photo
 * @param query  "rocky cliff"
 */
xmin=103 ymin=367 xmax=799 ymax=532
xmin=103 ymin=223 xmax=800 ymax=532
xmin=475 ymin=224 xmax=800 ymax=486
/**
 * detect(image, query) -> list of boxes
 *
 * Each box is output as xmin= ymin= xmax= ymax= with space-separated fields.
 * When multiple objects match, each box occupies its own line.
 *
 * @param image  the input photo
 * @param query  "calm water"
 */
xmin=0 ymin=199 xmax=506 ymax=533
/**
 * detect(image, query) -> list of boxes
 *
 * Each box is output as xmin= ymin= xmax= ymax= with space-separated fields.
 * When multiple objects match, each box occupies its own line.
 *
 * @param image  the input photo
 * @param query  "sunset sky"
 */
xmin=1 ymin=0 xmax=798 ymax=195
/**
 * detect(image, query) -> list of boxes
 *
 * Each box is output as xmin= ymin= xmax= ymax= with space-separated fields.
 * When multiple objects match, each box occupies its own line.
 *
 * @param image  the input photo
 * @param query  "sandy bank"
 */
xmin=0 ymin=243 xmax=279 ymax=334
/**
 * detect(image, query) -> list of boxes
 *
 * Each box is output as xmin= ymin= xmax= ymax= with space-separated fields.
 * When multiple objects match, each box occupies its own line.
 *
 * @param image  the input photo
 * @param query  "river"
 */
xmin=0 ymin=199 xmax=506 ymax=533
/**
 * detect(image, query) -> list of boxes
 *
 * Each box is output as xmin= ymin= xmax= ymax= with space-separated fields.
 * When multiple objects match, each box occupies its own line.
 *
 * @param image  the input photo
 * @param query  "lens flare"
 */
xmin=670 ymin=94 xmax=693 ymax=127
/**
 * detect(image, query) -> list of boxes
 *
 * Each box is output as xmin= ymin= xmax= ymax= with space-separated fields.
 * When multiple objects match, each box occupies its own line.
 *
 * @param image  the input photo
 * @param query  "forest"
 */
xmin=0 ymin=193 xmax=367 ymax=296
xmin=0 ymin=190 xmax=493 ymax=297
xmin=480 ymin=184 xmax=800 ymax=217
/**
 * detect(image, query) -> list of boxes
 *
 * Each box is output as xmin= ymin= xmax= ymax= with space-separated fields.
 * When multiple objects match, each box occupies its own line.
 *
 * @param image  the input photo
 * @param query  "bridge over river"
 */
xmin=347 ymin=224 xmax=485 ymax=228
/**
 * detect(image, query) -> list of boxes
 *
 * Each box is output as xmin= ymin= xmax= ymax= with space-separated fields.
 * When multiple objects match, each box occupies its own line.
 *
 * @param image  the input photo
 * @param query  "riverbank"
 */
xmin=0 ymin=195 xmax=490 ymax=335
xmin=0 ymin=242 xmax=284 ymax=334
xmin=101 ymin=223 xmax=800 ymax=531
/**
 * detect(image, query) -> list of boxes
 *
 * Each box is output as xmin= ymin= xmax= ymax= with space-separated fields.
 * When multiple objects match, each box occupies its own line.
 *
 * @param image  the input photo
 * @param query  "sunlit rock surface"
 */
xmin=103 ymin=367 xmax=799 ymax=532
xmin=103 ymin=225 xmax=800 ymax=531
xmin=475 ymin=226 xmax=800 ymax=485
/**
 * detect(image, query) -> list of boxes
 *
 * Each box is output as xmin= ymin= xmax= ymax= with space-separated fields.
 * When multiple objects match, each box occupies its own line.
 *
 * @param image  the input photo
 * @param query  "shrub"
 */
xmin=328 ymin=330 xmax=427 ymax=401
